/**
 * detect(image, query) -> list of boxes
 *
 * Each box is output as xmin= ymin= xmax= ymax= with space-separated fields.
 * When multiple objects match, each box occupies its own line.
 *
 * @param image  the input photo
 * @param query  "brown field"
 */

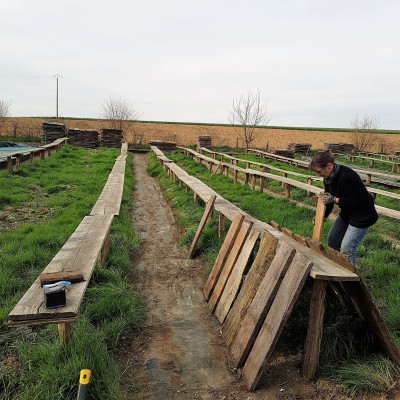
xmin=1 ymin=117 xmax=400 ymax=152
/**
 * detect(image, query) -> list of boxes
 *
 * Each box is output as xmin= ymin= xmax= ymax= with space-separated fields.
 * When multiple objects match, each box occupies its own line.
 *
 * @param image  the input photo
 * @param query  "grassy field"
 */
xmin=0 ymin=145 xmax=145 ymax=400
xmin=147 ymin=151 xmax=400 ymax=396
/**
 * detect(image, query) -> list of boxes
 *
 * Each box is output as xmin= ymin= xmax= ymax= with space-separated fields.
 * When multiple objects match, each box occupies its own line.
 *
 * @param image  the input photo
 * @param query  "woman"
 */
xmin=309 ymin=151 xmax=378 ymax=265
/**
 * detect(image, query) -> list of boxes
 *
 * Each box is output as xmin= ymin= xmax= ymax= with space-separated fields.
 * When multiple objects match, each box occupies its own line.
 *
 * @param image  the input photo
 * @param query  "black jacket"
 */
xmin=324 ymin=164 xmax=378 ymax=228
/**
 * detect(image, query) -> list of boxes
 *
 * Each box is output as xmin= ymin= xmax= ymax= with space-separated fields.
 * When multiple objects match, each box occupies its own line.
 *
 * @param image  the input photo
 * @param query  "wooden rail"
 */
xmin=247 ymin=148 xmax=400 ymax=186
xmin=7 ymin=143 xmax=128 ymax=341
xmin=341 ymin=152 xmax=400 ymax=172
xmin=181 ymin=147 xmax=400 ymax=221
xmin=1 ymin=138 xmax=69 ymax=172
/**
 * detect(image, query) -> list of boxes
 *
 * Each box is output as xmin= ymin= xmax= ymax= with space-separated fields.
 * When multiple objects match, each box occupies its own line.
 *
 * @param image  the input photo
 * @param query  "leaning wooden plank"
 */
xmin=203 ymin=213 xmax=245 ymax=301
xmin=231 ymin=241 xmax=296 ymax=368
xmin=188 ymin=195 xmax=217 ymax=258
xmin=8 ymin=214 xmax=113 ymax=324
xmin=327 ymin=248 xmax=400 ymax=366
xmin=214 ymin=228 xmax=259 ymax=323
xmin=221 ymin=230 xmax=278 ymax=346
xmin=312 ymin=193 xmax=326 ymax=242
xmin=242 ymin=252 xmax=313 ymax=391
xmin=302 ymin=279 xmax=327 ymax=380
xmin=208 ymin=221 xmax=254 ymax=313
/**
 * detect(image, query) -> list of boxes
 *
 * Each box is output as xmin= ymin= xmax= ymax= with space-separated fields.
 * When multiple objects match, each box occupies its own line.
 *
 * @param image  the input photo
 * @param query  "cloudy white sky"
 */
xmin=1 ymin=0 xmax=399 ymax=129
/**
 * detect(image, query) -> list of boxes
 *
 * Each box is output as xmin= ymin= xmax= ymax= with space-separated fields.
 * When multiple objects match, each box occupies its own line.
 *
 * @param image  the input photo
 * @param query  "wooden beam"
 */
xmin=312 ymin=193 xmax=326 ymax=242
xmin=218 ymin=213 xmax=225 ymax=238
xmin=231 ymin=242 xmax=296 ymax=367
xmin=203 ymin=213 xmax=245 ymax=301
xmin=302 ymin=280 xmax=327 ymax=380
xmin=214 ymin=229 xmax=259 ymax=324
xmin=208 ymin=221 xmax=253 ymax=313
xmin=242 ymin=252 xmax=313 ymax=391
xmin=221 ymin=230 xmax=278 ymax=346
xmin=58 ymin=322 xmax=73 ymax=342
xmin=188 ymin=195 xmax=217 ymax=259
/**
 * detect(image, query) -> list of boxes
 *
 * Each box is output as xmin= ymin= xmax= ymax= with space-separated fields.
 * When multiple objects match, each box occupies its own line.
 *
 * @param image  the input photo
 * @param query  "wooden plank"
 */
xmin=203 ymin=213 xmax=245 ymax=301
xmin=312 ymin=193 xmax=326 ymax=242
xmin=208 ymin=221 xmax=254 ymax=313
xmin=211 ymin=162 xmax=222 ymax=177
xmin=214 ymin=229 xmax=259 ymax=324
xmin=327 ymin=248 xmax=400 ymax=366
xmin=242 ymin=252 xmax=313 ymax=391
xmin=39 ymin=271 xmax=84 ymax=286
xmin=188 ymin=195 xmax=217 ymax=258
xmin=302 ymin=280 xmax=327 ymax=379
xmin=231 ymin=241 xmax=296 ymax=367
xmin=8 ymin=214 xmax=113 ymax=323
xmin=221 ymin=230 xmax=278 ymax=346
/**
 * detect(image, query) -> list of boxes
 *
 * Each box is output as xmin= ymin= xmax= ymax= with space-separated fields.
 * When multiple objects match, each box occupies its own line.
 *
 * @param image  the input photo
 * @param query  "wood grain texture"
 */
xmin=203 ymin=213 xmax=245 ymax=301
xmin=208 ymin=221 xmax=253 ymax=314
xmin=214 ymin=229 xmax=259 ymax=324
xmin=221 ymin=230 xmax=278 ymax=346
xmin=231 ymin=241 xmax=296 ymax=367
xmin=242 ymin=252 xmax=313 ymax=391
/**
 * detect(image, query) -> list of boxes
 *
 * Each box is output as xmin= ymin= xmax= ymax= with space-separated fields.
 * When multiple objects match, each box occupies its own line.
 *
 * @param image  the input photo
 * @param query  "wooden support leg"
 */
xmin=307 ymin=178 xmax=312 ymax=197
xmin=366 ymin=174 xmax=371 ymax=184
xmin=282 ymin=172 xmax=287 ymax=189
xmin=58 ymin=322 xmax=73 ymax=342
xmin=284 ymin=183 xmax=291 ymax=198
xmin=233 ymin=170 xmax=238 ymax=184
xmin=218 ymin=213 xmax=225 ymax=238
xmin=250 ymin=175 xmax=256 ymax=190
xmin=260 ymin=177 xmax=265 ymax=193
xmin=7 ymin=156 xmax=13 ymax=173
xmin=193 ymin=192 xmax=198 ymax=203
xmin=302 ymin=279 xmax=327 ymax=380
xmin=185 ymin=184 xmax=190 ymax=193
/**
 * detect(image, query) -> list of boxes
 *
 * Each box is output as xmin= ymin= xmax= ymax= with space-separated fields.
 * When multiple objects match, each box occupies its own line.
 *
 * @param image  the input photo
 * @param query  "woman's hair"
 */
xmin=308 ymin=150 xmax=335 ymax=171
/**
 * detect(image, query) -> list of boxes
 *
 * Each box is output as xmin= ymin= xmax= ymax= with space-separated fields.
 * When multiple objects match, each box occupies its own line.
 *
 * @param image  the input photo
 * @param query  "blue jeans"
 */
xmin=327 ymin=215 xmax=370 ymax=265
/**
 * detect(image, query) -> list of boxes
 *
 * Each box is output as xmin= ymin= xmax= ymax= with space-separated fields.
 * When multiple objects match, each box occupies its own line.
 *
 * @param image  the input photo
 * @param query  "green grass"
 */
xmin=147 ymin=151 xmax=400 ymax=395
xmin=0 ymin=147 xmax=145 ymax=400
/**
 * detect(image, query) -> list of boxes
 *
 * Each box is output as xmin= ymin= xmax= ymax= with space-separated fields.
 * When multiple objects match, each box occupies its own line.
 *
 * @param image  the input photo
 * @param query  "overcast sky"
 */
xmin=1 ymin=0 xmax=399 ymax=129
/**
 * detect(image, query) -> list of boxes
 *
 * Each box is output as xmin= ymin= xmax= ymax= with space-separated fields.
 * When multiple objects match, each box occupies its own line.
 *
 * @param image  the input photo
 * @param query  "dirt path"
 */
xmin=118 ymin=154 xmax=356 ymax=400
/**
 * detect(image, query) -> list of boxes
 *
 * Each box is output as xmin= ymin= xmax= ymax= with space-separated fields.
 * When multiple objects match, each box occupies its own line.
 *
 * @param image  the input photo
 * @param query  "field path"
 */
xmin=117 ymin=154 xmax=346 ymax=400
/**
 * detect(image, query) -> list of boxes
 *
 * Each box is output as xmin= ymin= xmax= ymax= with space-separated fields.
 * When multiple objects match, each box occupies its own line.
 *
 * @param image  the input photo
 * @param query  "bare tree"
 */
xmin=228 ymin=91 xmax=270 ymax=149
xmin=351 ymin=112 xmax=381 ymax=152
xmin=0 ymin=99 xmax=11 ymax=135
xmin=99 ymin=96 xmax=140 ymax=130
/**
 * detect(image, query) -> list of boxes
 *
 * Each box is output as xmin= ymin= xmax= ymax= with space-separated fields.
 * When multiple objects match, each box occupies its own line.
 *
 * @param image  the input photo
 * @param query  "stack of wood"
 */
xmin=273 ymin=149 xmax=295 ymax=158
xmin=324 ymin=143 xmax=354 ymax=154
xmin=288 ymin=142 xmax=311 ymax=155
xmin=41 ymin=122 xmax=66 ymax=144
xmin=197 ymin=136 xmax=212 ymax=150
xmin=67 ymin=129 xmax=100 ymax=149
xmin=100 ymin=129 xmax=123 ymax=148
xmin=148 ymin=140 xmax=177 ymax=152
xmin=390 ymin=151 xmax=400 ymax=157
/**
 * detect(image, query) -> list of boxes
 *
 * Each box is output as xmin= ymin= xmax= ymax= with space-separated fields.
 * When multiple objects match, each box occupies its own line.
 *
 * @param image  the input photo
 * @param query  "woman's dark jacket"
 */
xmin=324 ymin=164 xmax=378 ymax=228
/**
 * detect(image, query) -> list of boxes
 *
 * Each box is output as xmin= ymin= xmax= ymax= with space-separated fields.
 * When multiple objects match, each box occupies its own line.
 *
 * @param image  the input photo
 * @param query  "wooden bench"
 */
xmin=8 ymin=143 xmax=127 ymax=341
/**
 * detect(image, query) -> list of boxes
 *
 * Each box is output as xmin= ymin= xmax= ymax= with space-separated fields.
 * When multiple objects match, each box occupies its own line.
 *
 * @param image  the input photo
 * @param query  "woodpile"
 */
xmin=197 ymin=135 xmax=212 ymax=150
xmin=67 ymin=129 xmax=100 ymax=149
xmin=288 ymin=142 xmax=311 ymax=155
xmin=148 ymin=140 xmax=177 ymax=152
xmin=100 ymin=129 xmax=123 ymax=148
xmin=390 ymin=151 xmax=400 ymax=157
xmin=41 ymin=122 xmax=66 ymax=144
xmin=273 ymin=149 xmax=295 ymax=158
xmin=324 ymin=143 xmax=354 ymax=154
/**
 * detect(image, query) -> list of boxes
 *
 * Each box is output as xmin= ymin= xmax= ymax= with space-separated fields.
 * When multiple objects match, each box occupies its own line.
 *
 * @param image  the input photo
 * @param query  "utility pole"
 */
xmin=53 ymin=74 xmax=62 ymax=118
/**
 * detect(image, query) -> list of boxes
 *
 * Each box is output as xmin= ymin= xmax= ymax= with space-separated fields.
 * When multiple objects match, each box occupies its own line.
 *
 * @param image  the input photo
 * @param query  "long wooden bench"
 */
xmin=7 ymin=143 xmax=127 ymax=340
xmin=180 ymin=147 xmax=400 ymax=221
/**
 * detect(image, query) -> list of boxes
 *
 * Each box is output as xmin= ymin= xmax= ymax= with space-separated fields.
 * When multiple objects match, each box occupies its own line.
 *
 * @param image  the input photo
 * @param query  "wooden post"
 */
xmin=250 ymin=175 xmax=256 ymax=190
xmin=302 ymin=280 xmax=327 ymax=380
xmin=185 ymin=184 xmax=190 ymax=193
xmin=312 ymin=194 xmax=326 ymax=242
xmin=282 ymin=172 xmax=287 ymax=189
xmin=58 ymin=322 xmax=72 ymax=342
xmin=284 ymin=183 xmax=291 ymax=198
xmin=259 ymin=177 xmax=265 ymax=193
xmin=30 ymin=152 xmax=34 ymax=163
xmin=366 ymin=174 xmax=371 ymax=184
xmin=7 ymin=156 xmax=13 ymax=173
xmin=233 ymin=169 xmax=238 ymax=184
xmin=307 ymin=177 xmax=313 ymax=197
xmin=244 ymin=173 xmax=249 ymax=185
xmin=193 ymin=192 xmax=198 ymax=203
xmin=218 ymin=213 xmax=225 ymax=238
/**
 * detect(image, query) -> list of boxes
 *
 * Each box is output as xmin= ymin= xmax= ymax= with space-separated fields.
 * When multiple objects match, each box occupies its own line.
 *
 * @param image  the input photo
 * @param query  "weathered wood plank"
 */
xmin=231 ymin=241 xmax=296 ymax=367
xmin=203 ymin=213 xmax=245 ymax=301
xmin=208 ymin=221 xmax=254 ymax=313
xmin=214 ymin=229 xmax=259 ymax=324
xmin=221 ymin=230 xmax=278 ymax=346
xmin=188 ymin=195 xmax=217 ymax=258
xmin=242 ymin=252 xmax=313 ymax=391
xmin=312 ymin=193 xmax=326 ymax=242
xmin=302 ymin=280 xmax=327 ymax=379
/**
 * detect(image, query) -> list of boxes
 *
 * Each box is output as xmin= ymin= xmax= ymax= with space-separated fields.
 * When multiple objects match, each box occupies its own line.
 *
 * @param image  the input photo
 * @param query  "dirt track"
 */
xmin=118 ymin=154 xmax=362 ymax=400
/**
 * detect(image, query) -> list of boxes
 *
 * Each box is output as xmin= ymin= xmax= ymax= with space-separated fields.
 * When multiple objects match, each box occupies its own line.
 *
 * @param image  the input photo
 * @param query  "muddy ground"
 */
xmin=115 ymin=154 xmax=392 ymax=400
